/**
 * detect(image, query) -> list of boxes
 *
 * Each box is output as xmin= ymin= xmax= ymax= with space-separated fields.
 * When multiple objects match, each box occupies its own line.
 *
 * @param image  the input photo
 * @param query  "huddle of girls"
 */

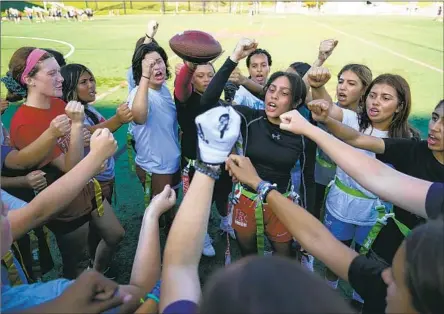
xmin=1 ymin=20 xmax=443 ymax=314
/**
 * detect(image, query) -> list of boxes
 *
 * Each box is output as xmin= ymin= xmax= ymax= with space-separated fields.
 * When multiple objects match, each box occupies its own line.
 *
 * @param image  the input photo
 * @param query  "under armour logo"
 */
xmin=272 ymin=133 xmax=281 ymax=140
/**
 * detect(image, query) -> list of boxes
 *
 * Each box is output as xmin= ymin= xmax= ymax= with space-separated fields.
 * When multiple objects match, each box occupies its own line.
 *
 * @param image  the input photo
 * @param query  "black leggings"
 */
xmin=313 ymin=183 xmax=327 ymax=220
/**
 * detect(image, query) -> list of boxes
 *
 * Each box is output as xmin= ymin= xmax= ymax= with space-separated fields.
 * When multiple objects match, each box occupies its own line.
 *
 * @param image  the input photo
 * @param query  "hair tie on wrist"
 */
xmin=142 ymin=75 xmax=150 ymax=80
xmin=146 ymin=293 xmax=160 ymax=304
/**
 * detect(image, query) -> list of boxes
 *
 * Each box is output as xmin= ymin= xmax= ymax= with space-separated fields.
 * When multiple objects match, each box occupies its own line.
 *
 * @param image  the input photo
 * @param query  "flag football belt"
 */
xmin=92 ymin=178 xmax=105 ymax=217
xmin=181 ymin=157 xmax=196 ymax=196
xmin=360 ymin=206 xmax=410 ymax=256
xmin=323 ymin=176 xmax=407 ymax=255
xmin=2 ymin=226 xmax=53 ymax=286
xmin=316 ymin=152 xmax=336 ymax=170
xmin=234 ymin=183 xmax=296 ymax=256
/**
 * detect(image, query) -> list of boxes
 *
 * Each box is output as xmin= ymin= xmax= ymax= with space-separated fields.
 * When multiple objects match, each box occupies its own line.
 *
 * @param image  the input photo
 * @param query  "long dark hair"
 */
xmin=60 ymin=63 xmax=100 ymax=125
xmin=265 ymin=71 xmax=306 ymax=109
xmin=405 ymin=219 xmax=444 ymax=314
xmin=131 ymin=42 xmax=170 ymax=86
xmin=359 ymin=74 xmax=420 ymax=139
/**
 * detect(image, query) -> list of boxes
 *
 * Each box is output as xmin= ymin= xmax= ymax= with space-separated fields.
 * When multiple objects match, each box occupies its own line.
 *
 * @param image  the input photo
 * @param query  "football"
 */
xmin=169 ymin=30 xmax=222 ymax=64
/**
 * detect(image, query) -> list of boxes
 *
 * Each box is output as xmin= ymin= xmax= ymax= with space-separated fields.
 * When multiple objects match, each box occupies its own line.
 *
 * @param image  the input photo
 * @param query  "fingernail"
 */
xmin=123 ymin=294 xmax=133 ymax=303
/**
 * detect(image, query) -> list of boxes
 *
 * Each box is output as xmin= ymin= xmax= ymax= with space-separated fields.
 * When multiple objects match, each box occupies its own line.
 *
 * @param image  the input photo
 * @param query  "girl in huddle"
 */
xmin=313 ymin=99 xmax=444 ymax=266
xmin=311 ymin=64 xmax=373 ymax=220
xmin=129 ymin=43 xmax=181 ymax=230
xmin=4 ymin=47 xmax=124 ymax=279
xmin=61 ymin=63 xmax=133 ymax=202
xmin=174 ymin=61 xmax=234 ymax=257
xmin=200 ymin=39 xmax=313 ymax=258
xmin=308 ymin=73 xmax=420 ymax=301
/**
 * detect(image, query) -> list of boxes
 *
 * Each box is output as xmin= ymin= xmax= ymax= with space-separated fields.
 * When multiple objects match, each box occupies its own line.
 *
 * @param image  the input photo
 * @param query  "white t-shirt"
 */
xmin=233 ymin=86 xmax=264 ymax=110
xmin=128 ymin=83 xmax=180 ymax=174
xmin=325 ymin=108 xmax=389 ymax=226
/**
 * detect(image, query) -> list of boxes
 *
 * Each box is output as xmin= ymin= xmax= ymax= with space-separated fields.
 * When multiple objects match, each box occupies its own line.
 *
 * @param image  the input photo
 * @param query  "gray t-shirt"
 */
xmin=128 ymin=83 xmax=180 ymax=174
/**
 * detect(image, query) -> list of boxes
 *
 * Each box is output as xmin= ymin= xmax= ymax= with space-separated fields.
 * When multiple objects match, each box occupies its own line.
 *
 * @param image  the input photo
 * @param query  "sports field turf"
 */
xmin=1 ymin=13 xmax=443 ymax=294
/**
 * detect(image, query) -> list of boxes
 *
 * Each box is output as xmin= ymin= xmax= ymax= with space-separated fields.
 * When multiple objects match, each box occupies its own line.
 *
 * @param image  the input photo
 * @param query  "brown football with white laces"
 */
xmin=169 ymin=30 xmax=222 ymax=64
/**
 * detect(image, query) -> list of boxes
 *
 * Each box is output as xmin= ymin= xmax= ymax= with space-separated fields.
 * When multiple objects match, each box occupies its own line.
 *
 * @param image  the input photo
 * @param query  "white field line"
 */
xmin=313 ymin=21 xmax=443 ymax=74
xmin=2 ymin=35 xmax=75 ymax=58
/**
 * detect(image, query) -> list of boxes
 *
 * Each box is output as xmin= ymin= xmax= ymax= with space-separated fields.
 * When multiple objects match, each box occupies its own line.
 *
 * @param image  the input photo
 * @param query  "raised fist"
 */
xmin=65 ymin=101 xmax=85 ymax=124
xmin=26 ymin=170 xmax=47 ymax=191
xmin=90 ymin=128 xmax=117 ymax=160
xmin=142 ymin=57 xmax=156 ymax=79
xmin=195 ymin=106 xmax=241 ymax=164
xmin=307 ymin=99 xmax=332 ymax=123
xmin=175 ymin=63 xmax=184 ymax=76
xmin=49 ymin=114 xmax=71 ymax=138
xmin=146 ymin=20 xmax=159 ymax=39
xmin=307 ymin=67 xmax=331 ymax=89
xmin=231 ymin=38 xmax=258 ymax=63
xmin=318 ymin=39 xmax=338 ymax=62
xmin=228 ymin=67 xmax=246 ymax=86
xmin=116 ymin=103 xmax=133 ymax=124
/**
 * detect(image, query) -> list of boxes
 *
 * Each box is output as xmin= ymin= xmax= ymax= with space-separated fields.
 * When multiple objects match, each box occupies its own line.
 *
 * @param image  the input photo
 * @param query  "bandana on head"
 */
xmin=20 ymin=48 xmax=47 ymax=85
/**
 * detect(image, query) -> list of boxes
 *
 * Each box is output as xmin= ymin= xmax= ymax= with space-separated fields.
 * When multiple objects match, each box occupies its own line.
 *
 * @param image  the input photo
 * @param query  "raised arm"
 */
xmin=174 ymin=62 xmax=196 ymax=102
xmin=161 ymin=105 xmax=241 ymax=311
xmin=302 ymin=39 xmax=338 ymax=101
xmin=130 ymin=58 xmax=154 ymax=124
xmin=226 ymin=155 xmax=357 ymax=282
xmin=87 ymin=103 xmax=133 ymax=133
xmin=280 ymin=109 xmax=431 ymax=218
xmin=5 ymin=115 xmax=70 ymax=170
xmin=51 ymin=102 xmax=85 ymax=172
xmin=160 ymin=171 xmax=215 ymax=311
xmin=309 ymin=99 xmax=385 ymax=153
xmin=130 ymin=186 xmax=176 ymax=295
xmin=228 ymin=67 xmax=265 ymax=100
xmin=143 ymin=20 xmax=159 ymax=45
xmin=8 ymin=129 xmax=117 ymax=241
xmin=201 ymin=38 xmax=258 ymax=110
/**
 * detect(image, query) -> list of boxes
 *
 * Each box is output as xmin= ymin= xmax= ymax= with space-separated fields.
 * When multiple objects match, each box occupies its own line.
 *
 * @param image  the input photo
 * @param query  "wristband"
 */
xmin=146 ymin=293 xmax=160 ymax=304
xmin=142 ymin=75 xmax=150 ymax=80
xmin=145 ymin=33 xmax=152 ymax=39
xmin=194 ymin=160 xmax=221 ymax=180
xmin=256 ymin=180 xmax=277 ymax=203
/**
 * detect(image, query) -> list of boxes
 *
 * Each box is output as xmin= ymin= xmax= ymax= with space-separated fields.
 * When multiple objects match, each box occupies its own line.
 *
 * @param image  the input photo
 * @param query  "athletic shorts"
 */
xmin=182 ymin=157 xmax=233 ymax=205
xmin=135 ymin=165 xmax=181 ymax=196
xmin=232 ymin=193 xmax=292 ymax=243
xmin=98 ymin=179 xmax=115 ymax=204
xmin=324 ymin=209 xmax=372 ymax=245
xmin=45 ymin=180 xmax=96 ymax=235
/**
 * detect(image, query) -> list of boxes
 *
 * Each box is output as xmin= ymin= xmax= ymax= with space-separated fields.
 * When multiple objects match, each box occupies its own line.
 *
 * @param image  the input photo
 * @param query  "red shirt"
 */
xmin=10 ymin=97 xmax=70 ymax=167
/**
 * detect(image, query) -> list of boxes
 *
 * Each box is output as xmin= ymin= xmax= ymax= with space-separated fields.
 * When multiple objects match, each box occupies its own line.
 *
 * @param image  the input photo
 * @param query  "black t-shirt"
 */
xmin=425 ymin=182 xmax=444 ymax=219
xmin=175 ymin=91 xmax=204 ymax=160
xmin=236 ymin=106 xmax=304 ymax=193
xmin=201 ymin=57 xmax=306 ymax=193
xmin=370 ymin=139 xmax=444 ymax=265
xmin=348 ymin=255 xmax=387 ymax=314
xmin=377 ymin=139 xmax=444 ymax=228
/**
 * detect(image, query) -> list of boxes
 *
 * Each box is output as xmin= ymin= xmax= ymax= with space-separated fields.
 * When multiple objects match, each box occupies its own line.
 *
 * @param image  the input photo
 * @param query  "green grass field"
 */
xmin=1 ymin=13 xmax=443 ymax=295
